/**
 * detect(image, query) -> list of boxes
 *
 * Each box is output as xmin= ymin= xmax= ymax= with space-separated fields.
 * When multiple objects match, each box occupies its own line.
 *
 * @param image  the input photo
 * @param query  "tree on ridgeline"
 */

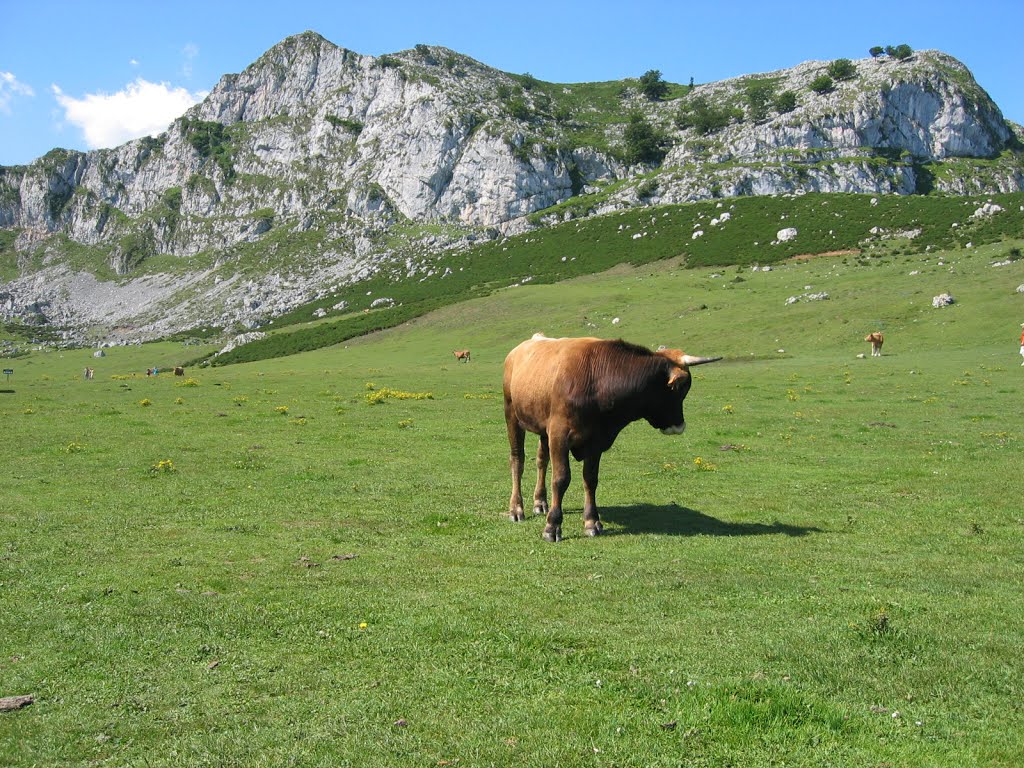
xmin=886 ymin=44 xmax=914 ymax=60
xmin=638 ymin=69 xmax=670 ymax=101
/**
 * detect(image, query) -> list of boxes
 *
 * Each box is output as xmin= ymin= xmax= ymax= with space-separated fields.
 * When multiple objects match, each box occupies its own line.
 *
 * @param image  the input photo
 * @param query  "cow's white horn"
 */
xmin=680 ymin=354 xmax=722 ymax=366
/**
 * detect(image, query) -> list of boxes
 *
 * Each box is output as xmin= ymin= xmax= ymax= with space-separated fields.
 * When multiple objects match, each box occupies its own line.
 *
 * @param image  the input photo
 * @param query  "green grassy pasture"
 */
xmin=2 ymin=242 xmax=1023 ymax=766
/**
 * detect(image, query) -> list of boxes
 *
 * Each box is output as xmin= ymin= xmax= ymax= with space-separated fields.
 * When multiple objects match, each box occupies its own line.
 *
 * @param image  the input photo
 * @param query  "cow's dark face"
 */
xmin=645 ymin=366 xmax=691 ymax=435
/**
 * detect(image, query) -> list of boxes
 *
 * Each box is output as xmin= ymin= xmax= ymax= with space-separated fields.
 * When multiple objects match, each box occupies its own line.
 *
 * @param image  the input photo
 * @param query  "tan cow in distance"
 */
xmin=865 ymin=332 xmax=884 ymax=357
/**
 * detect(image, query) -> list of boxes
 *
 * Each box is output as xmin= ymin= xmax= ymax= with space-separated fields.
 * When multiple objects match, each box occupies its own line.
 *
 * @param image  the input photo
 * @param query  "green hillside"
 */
xmin=208 ymin=191 xmax=1024 ymax=365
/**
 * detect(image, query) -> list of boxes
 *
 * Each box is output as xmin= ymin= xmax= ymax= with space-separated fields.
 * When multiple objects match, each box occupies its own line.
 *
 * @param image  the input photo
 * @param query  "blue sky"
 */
xmin=1 ymin=0 xmax=1021 ymax=167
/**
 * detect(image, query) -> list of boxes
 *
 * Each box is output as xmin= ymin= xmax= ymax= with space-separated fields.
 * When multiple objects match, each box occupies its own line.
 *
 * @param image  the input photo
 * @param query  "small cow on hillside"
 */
xmin=173 ymin=366 xmax=185 ymax=376
xmin=453 ymin=349 xmax=471 ymax=363
xmin=503 ymin=333 xmax=720 ymax=542
xmin=865 ymin=332 xmax=884 ymax=357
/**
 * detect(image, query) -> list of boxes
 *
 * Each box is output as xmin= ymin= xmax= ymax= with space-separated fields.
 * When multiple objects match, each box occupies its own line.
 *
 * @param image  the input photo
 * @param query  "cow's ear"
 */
xmin=667 ymin=367 xmax=688 ymax=387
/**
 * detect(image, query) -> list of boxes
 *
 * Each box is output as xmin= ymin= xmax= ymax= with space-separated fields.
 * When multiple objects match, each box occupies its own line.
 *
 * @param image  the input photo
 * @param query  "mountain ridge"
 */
xmin=1 ymin=31 xmax=1022 ymax=344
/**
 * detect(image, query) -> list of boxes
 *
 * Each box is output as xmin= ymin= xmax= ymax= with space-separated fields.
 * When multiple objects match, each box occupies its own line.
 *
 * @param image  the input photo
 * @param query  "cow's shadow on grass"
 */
xmin=599 ymin=504 xmax=821 ymax=538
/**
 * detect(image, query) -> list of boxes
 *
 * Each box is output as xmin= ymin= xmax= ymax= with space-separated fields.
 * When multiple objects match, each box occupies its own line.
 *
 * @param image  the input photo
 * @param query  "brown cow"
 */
xmin=453 ymin=349 xmax=471 ymax=363
xmin=173 ymin=366 xmax=185 ymax=376
xmin=503 ymin=333 xmax=721 ymax=542
xmin=864 ymin=332 xmax=884 ymax=357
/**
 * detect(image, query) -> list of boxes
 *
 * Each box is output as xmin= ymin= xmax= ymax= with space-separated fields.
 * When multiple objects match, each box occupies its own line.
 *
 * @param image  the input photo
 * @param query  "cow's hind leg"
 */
xmin=533 ymin=434 xmax=549 ymax=517
xmin=582 ymin=452 xmax=603 ymax=536
xmin=543 ymin=432 xmax=571 ymax=542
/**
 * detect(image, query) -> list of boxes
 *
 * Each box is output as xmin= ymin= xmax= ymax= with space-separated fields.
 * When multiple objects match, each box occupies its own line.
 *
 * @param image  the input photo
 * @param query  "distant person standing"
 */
xmin=1020 ymin=323 xmax=1024 ymax=365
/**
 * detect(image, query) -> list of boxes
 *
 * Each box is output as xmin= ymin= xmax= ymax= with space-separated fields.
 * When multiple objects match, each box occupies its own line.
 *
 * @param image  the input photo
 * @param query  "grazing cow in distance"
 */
xmin=173 ymin=366 xmax=185 ymax=376
xmin=453 ymin=349 xmax=471 ymax=363
xmin=503 ymin=333 xmax=721 ymax=542
xmin=865 ymin=332 xmax=884 ymax=357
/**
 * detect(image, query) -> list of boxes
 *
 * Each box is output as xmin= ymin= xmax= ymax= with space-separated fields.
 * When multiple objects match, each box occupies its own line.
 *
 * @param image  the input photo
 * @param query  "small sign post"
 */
xmin=3 ymin=368 xmax=12 ymax=383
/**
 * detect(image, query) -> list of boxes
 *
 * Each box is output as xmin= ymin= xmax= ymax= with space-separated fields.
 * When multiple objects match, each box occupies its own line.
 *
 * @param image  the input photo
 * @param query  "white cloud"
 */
xmin=0 ymin=71 xmax=35 ymax=114
xmin=52 ymin=78 xmax=207 ymax=150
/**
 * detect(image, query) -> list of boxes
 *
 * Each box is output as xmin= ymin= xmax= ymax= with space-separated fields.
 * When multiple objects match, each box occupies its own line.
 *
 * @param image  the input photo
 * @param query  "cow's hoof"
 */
xmin=585 ymin=526 xmax=602 ymax=537
xmin=509 ymin=512 xmax=525 ymax=522
xmin=533 ymin=502 xmax=548 ymax=516
xmin=542 ymin=527 xmax=562 ymax=543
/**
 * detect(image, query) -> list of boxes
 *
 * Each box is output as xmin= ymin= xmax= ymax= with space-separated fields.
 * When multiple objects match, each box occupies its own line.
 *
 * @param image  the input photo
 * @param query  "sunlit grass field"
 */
xmin=2 ymin=240 xmax=1023 ymax=766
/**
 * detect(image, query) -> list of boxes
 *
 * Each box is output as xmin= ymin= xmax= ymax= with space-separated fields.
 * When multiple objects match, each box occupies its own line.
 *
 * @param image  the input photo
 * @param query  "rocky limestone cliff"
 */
xmin=0 ymin=32 xmax=1021 ymax=342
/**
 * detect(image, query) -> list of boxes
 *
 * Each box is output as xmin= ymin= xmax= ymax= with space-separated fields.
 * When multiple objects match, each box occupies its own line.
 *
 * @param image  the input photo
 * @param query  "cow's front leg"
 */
xmin=544 ymin=433 xmax=571 ymax=542
xmin=582 ymin=452 xmax=603 ymax=537
xmin=533 ymin=433 xmax=549 ymax=517
xmin=506 ymin=408 xmax=526 ymax=522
